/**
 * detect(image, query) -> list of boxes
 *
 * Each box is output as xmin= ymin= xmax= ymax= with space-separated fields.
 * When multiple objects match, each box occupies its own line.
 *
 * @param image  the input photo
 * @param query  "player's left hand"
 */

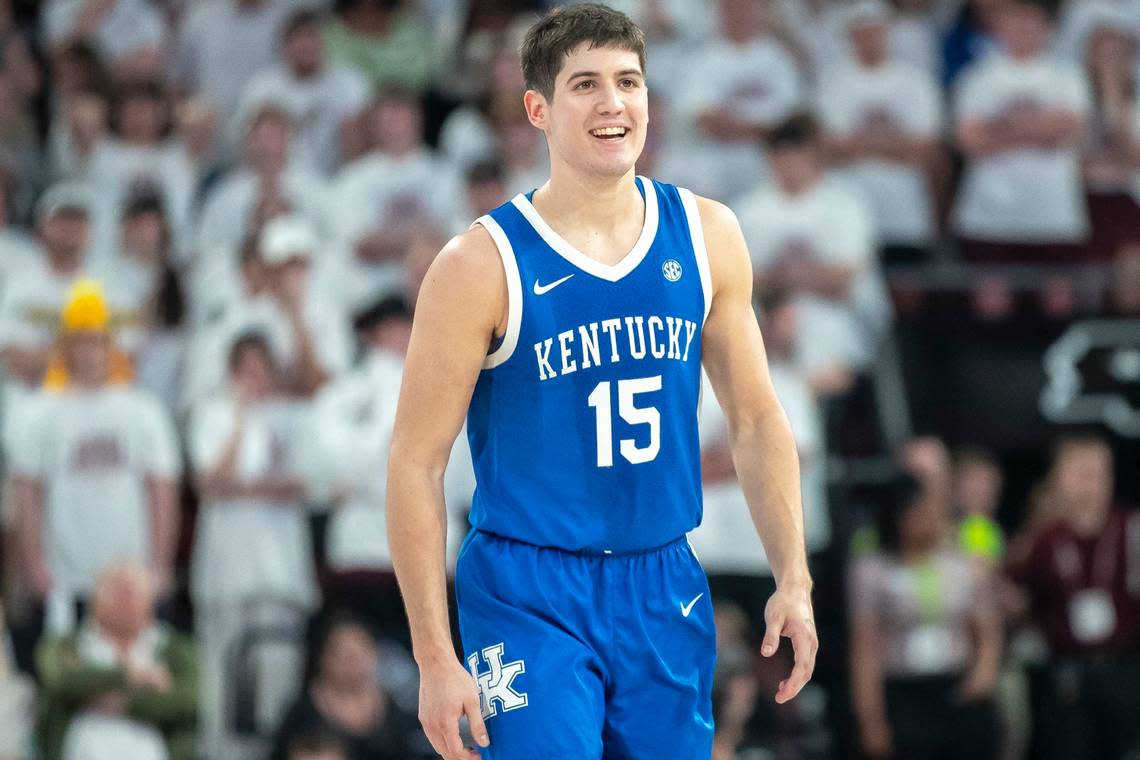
xmin=760 ymin=582 xmax=817 ymax=704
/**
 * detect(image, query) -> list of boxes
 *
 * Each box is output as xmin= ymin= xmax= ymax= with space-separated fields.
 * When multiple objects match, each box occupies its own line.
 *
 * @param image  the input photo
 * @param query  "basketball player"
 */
xmin=387 ymin=5 xmax=816 ymax=758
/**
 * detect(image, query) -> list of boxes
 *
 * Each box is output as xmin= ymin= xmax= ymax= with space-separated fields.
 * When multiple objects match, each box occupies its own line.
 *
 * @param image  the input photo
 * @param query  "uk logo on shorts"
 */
xmin=467 ymin=643 xmax=528 ymax=718
xmin=662 ymin=259 xmax=683 ymax=282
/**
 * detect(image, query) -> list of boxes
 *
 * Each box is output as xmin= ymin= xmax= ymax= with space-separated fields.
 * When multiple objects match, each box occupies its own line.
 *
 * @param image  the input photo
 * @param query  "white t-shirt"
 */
xmin=952 ymin=54 xmax=1092 ymax=242
xmin=674 ymin=35 xmax=803 ymax=202
xmin=817 ymin=62 xmax=943 ymax=245
xmin=42 ymin=0 xmax=165 ymax=64
xmin=187 ymin=395 xmax=318 ymax=608
xmin=312 ymin=351 xmax=475 ymax=572
xmin=193 ymin=165 xmax=330 ymax=261
xmin=689 ymin=366 xmax=830 ymax=575
xmin=8 ymin=386 xmax=180 ymax=595
xmin=330 ymin=148 xmax=462 ymax=246
xmin=235 ymin=64 xmax=371 ymax=176
xmin=735 ymin=177 xmax=889 ymax=372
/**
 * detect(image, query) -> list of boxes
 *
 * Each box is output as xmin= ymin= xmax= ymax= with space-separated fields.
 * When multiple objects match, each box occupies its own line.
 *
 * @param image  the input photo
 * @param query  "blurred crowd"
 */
xmin=0 ymin=0 xmax=1137 ymax=759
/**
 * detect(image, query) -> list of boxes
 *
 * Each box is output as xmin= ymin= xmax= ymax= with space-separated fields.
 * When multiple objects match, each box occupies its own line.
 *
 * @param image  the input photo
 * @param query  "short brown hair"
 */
xmin=520 ymin=3 xmax=646 ymax=100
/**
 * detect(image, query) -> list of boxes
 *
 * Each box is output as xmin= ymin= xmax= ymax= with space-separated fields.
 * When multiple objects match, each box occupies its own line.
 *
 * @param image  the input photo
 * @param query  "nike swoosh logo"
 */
xmin=680 ymin=593 xmax=704 ymax=618
xmin=533 ymin=274 xmax=574 ymax=295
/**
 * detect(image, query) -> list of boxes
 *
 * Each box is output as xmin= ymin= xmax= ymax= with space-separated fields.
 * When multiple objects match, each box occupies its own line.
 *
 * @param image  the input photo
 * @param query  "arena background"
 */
xmin=0 ymin=0 xmax=1138 ymax=758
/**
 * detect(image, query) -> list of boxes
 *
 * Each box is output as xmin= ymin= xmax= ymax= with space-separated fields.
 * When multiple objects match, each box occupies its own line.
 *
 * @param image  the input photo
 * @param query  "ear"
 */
xmin=523 ymin=89 xmax=548 ymax=130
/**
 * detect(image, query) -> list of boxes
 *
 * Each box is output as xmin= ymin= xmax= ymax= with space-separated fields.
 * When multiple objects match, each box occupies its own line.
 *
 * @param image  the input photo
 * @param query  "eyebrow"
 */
xmin=566 ymin=69 xmax=644 ymax=82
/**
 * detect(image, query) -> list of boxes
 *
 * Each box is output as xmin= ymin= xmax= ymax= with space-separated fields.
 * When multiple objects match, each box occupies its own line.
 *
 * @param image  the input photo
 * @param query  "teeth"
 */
xmin=591 ymin=127 xmax=626 ymax=137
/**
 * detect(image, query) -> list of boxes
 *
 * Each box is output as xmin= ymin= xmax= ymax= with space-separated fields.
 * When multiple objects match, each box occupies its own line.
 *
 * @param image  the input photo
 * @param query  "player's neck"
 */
xmin=532 ymin=167 xmax=642 ymax=235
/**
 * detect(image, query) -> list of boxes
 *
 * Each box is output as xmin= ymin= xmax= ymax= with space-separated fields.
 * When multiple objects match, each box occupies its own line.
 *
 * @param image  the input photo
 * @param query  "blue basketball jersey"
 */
xmin=465 ymin=176 xmax=711 ymax=553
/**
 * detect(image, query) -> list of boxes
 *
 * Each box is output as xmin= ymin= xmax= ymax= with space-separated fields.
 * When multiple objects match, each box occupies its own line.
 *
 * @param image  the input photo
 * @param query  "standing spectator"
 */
xmin=36 ymin=561 xmax=197 ymax=760
xmin=1007 ymin=435 xmax=1140 ymax=760
xmin=95 ymin=192 xmax=187 ymax=411
xmin=194 ymin=101 xmax=330 ymax=266
xmin=818 ymin=0 xmax=944 ymax=261
xmin=171 ymin=0 xmax=309 ymax=126
xmin=40 ymin=0 xmax=165 ymax=81
xmin=56 ymin=80 xmax=206 ymax=267
xmin=9 ymin=280 xmax=181 ymax=632
xmin=188 ymin=332 xmax=318 ymax=760
xmin=311 ymin=296 xmax=473 ymax=647
xmin=237 ymin=10 xmax=371 ymax=176
xmin=329 ymin=92 xmax=460 ymax=295
xmin=953 ymin=0 xmax=1092 ymax=263
xmin=849 ymin=474 xmax=1002 ymax=760
xmin=691 ymin=291 xmax=831 ymax=638
xmin=671 ymin=0 xmax=803 ymax=202
xmin=735 ymin=114 xmax=888 ymax=385
xmin=267 ymin=615 xmax=429 ymax=760
xmin=321 ymin=0 xmax=436 ymax=94
xmin=1079 ymin=9 xmax=1140 ymax=259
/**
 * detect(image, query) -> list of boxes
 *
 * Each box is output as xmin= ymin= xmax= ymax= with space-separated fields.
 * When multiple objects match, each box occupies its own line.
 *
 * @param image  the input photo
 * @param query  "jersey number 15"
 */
xmin=586 ymin=376 xmax=662 ymax=467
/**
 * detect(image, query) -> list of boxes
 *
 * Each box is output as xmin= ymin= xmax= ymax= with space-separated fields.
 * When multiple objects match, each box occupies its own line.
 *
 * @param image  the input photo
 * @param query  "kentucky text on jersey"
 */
xmin=533 ymin=315 xmax=700 ymax=381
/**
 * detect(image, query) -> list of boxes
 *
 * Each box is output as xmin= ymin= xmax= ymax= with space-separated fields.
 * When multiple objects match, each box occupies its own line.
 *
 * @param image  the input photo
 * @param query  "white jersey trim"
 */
xmin=473 ymin=215 xmax=523 ymax=369
xmin=510 ymin=176 xmax=660 ymax=283
xmin=678 ymin=187 xmax=713 ymax=323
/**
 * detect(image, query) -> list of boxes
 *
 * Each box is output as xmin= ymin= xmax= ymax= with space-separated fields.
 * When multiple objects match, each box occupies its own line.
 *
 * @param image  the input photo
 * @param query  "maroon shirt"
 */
xmin=1011 ymin=508 xmax=1140 ymax=657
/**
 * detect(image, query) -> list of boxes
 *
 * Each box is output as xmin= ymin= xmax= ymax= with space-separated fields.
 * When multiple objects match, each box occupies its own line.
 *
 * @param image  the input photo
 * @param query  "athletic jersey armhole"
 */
xmin=677 ymin=188 xmax=714 ymax=324
xmin=472 ymin=215 xmax=523 ymax=369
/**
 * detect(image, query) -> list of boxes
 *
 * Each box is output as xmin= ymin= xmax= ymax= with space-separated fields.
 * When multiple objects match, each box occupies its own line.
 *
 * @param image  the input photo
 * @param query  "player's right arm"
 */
xmin=387 ymin=226 xmax=505 ymax=760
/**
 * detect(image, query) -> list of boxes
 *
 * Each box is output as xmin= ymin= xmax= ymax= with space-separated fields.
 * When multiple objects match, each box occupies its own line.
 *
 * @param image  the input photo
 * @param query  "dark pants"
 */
xmin=884 ymin=674 xmax=999 ymax=760
xmin=1032 ymin=654 xmax=1140 ymax=760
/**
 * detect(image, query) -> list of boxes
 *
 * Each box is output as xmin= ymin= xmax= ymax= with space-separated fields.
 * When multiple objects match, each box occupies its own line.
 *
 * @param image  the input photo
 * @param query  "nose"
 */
xmin=596 ymin=82 xmax=625 ymax=115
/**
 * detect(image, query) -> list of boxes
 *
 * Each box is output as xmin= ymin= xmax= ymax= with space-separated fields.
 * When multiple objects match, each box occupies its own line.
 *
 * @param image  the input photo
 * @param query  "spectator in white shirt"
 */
xmin=818 ymin=1 xmax=944 ymax=261
xmin=1078 ymin=9 xmax=1140 ymax=259
xmin=953 ymin=0 xmax=1093 ymax=263
xmin=735 ymin=114 xmax=888 ymax=390
xmin=329 ymin=92 xmax=460 ymax=292
xmin=194 ymin=100 xmax=330 ymax=269
xmin=236 ymin=9 xmax=371 ymax=176
xmin=672 ymin=0 xmax=804 ymax=202
xmin=57 ymin=80 xmax=209 ymax=268
xmin=9 ymin=281 xmax=180 ymax=634
xmin=188 ymin=331 xmax=318 ymax=760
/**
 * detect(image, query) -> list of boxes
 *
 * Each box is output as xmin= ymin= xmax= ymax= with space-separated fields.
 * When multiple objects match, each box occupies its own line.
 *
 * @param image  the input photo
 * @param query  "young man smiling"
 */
xmin=387 ymin=5 xmax=817 ymax=758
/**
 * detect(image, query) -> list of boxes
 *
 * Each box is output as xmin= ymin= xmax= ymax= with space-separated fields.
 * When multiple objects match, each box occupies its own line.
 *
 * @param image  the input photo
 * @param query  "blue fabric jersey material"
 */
xmin=456 ymin=530 xmax=716 ymax=759
xmin=466 ymin=176 xmax=711 ymax=553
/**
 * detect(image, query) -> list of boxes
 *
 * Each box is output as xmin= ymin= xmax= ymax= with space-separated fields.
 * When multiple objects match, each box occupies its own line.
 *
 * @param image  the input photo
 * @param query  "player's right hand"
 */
xmin=418 ymin=657 xmax=490 ymax=760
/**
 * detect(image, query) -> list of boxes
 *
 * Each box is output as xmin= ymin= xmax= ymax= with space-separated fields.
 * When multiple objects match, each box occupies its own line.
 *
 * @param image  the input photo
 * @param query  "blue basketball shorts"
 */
xmin=455 ymin=530 xmax=716 ymax=759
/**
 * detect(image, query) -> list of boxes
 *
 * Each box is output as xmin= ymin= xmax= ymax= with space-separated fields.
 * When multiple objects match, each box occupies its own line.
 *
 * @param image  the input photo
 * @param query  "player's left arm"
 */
xmin=696 ymin=195 xmax=817 ymax=704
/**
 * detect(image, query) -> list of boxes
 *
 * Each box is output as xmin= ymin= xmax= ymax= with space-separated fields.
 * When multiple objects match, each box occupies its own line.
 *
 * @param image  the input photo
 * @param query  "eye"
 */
xmin=621 ymin=79 xmax=639 ymax=88
xmin=574 ymin=80 xmax=595 ymax=90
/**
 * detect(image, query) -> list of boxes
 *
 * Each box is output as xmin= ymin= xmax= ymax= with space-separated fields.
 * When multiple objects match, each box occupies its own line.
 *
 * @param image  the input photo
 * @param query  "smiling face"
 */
xmin=524 ymin=43 xmax=648 ymax=182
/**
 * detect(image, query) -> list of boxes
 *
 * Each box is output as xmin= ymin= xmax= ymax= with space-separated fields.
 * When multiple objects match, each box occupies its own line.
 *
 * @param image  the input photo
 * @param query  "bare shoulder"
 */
xmin=418 ymin=224 xmax=507 ymax=337
xmin=690 ymin=194 xmax=751 ymax=295
xmin=693 ymin=195 xmax=743 ymax=240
